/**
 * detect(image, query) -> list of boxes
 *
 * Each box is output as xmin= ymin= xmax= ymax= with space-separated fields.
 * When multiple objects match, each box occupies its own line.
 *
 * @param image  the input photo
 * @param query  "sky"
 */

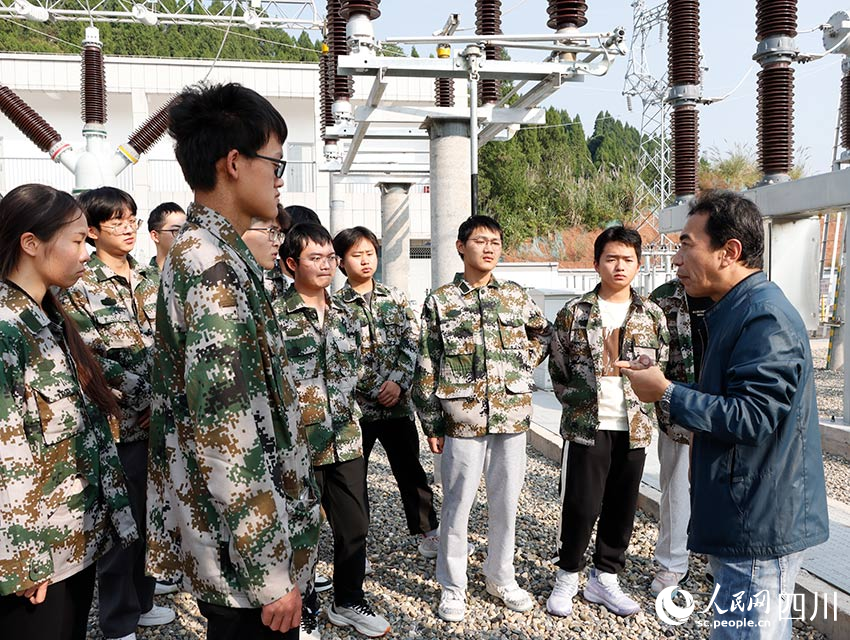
xmin=369 ymin=0 xmax=845 ymax=176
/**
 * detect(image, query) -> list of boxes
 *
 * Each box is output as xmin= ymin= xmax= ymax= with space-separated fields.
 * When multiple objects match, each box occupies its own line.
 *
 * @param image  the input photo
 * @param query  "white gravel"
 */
xmin=86 ymin=442 xmax=828 ymax=639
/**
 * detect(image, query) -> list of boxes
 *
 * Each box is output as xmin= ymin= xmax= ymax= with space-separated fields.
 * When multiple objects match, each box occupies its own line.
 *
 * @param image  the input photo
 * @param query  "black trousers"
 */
xmin=97 ymin=439 xmax=156 ymax=637
xmin=313 ymin=456 xmax=369 ymax=606
xmin=557 ymin=431 xmax=646 ymax=575
xmin=197 ymin=600 xmax=299 ymax=640
xmin=361 ymin=416 xmax=438 ymax=536
xmin=0 ymin=563 xmax=96 ymax=640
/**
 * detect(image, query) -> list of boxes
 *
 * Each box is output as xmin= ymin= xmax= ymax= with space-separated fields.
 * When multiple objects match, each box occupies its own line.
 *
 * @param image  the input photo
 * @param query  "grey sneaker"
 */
xmin=650 ymin=569 xmax=689 ymax=596
xmin=485 ymin=578 xmax=534 ymax=612
xmin=583 ymin=568 xmax=640 ymax=616
xmin=326 ymin=599 xmax=390 ymax=637
xmin=154 ymin=581 xmax=178 ymax=595
xmin=546 ymin=569 xmax=579 ymax=617
xmin=417 ymin=534 xmax=475 ymax=559
xmin=437 ymin=588 xmax=466 ymax=622
xmin=138 ymin=604 xmax=176 ymax=626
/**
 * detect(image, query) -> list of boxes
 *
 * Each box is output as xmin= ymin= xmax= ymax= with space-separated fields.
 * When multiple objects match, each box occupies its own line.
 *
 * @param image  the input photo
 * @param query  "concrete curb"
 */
xmin=820 ymin=421 xmax=850 ymax=460
xmin=526 ymin=423 xmax=849 ymax=639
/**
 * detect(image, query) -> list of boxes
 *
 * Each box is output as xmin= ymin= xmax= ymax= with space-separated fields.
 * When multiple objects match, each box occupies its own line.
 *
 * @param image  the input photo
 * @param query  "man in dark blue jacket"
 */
xmin=621 ymin=190 xmax=828 ymax=639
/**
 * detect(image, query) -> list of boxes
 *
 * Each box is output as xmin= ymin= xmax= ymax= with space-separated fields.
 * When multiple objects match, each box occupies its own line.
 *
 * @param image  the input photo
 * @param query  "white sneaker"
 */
xmin=105 ymin=634 xmax=136 ymax=640
xmin=437 ymin=588 xmax=466 ymax=622
xmin=326 ymin=599 xmax=390 ymax=637
xmin=485 ymin=578 xmax=534 ymax=612
xmin=154 ymin=581 xmax=178 ymax=595
xmin=650 ymin=569 xmax=688 ymax=596
xmin=365 ymin=556 xmax=373 ymax=575
xmin=583 ymin=568 xmax=640 ymax=616
xmin=546 ymin=570 xmax=579 ymax=617
xmin=138 ymin=604 xmax=176 ymax=626
xmin=417 ymin=534 xmax=475 ymax=559
xmin=314 ymin=572 xmax=332 ymax=593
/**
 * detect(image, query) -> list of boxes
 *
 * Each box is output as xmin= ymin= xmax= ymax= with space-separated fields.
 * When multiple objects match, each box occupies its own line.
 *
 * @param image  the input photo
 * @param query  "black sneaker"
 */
xmin=326 ymin=599 xmax=390 ymax=638
xmin=301 ymin=604 xmax=322 ymax=640
xmin=315 ymin=572 xmax=333 ymax=593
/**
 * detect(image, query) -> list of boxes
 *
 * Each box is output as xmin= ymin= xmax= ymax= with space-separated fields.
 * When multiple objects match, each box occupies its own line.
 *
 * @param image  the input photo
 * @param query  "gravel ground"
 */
xmin=86 ymin=443 xmax=828 ymax=639
xmin=812 ymin=338 xmax=844 ymax=420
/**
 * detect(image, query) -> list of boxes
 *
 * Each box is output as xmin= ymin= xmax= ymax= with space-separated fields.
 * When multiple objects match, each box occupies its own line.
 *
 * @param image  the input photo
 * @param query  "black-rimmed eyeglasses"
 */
xmin=253 ymin=153 xmax=287 ymax=179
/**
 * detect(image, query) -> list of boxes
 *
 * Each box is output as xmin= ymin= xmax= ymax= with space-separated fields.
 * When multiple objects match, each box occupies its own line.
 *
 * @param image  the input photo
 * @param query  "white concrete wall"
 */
xmin=0 ymin=52 xmax=433 ymax=264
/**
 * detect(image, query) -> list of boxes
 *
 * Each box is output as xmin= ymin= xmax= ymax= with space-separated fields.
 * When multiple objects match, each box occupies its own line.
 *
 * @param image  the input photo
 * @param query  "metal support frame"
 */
xmin=0 ymin=0 xmax=322 ymax=30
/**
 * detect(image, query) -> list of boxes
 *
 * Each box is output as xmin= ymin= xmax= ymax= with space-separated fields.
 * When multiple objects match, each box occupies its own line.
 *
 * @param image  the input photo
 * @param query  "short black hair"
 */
xmin=457 ymin=215 xmax=503 ymax=243
xmin=593 ymin=225 xmax=642 ymax=263
xmin=77 ymin=187 xmax=137 ymax=246
xmin=688 ymin=190 xmax=764 ymax=269
xmin=168 ymin=82 xmax=288 ymax=191
xmin=148 ymin=201 xmax=184 ymax=232
xmin=284 ymin=205 xmax=321 ymax=230
xmin=333 ymin=226 xmax=379 ymax=276
xmin=279 ymin=223 xmax=334 ymax=275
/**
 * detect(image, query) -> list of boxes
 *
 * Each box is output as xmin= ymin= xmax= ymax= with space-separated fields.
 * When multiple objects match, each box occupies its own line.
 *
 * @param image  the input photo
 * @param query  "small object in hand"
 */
xmin=637 ymin=354 xmax=653 ymax=367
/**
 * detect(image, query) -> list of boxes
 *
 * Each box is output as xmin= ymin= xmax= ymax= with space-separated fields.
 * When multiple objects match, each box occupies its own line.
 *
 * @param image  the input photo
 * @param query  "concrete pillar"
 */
xmin=329 ymin=174 xmax=346 ymax=292
xmin=426 ymin=117 xmax=472 ymax=291
xmin=379 ymin=182 xmax=412 ymax=297
xmin=425 ymin=118 xmax=471 ymax=485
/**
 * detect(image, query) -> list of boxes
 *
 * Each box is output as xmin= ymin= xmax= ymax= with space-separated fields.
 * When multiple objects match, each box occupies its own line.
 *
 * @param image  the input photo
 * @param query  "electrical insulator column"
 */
xmin=476 ymin=0 xmax=502 ymax=105
xmin=754 ymin=0 xmax=798 ymax=184
xmin=435 ymin=44 xmax=455 ymax=107
xmin=667 ymin=0 xmax=701 ymax=202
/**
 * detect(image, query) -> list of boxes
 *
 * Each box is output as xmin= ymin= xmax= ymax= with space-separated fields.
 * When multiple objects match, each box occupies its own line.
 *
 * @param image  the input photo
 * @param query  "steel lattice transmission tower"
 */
xmin=623 ymin=0 xmax=670 ymax=242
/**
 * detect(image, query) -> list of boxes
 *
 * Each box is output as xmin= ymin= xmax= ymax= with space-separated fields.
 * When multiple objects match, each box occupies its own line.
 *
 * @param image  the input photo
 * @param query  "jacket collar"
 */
xmin=87 ymin=253 xmax=153 ymax=285
xmin=281 ymin=283 xmax=340 ymax=315
xmin=186 ymin=202 xmax=263 ymax=281
xmin=706 ymin=271 xmax=765 ymax=321
xmin=453 ymin=272 xmax=501 ymax=295
xmin=3 ymin=281 xmax=61 ymax=333
xmin=577 ymin=283 xmax=645 ymax=308
xmin=337 ymin=280 xmax=391 ymax=303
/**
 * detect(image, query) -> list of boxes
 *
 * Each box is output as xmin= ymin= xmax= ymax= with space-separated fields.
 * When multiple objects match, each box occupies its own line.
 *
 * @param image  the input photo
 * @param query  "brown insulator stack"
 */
xmin=128 ymin=96 xmax=177 ymax=154
xmin=81 ymin=43 xmax=107 ymax=125
xmin=339 ymin=0 xmax=380 ymax=20
xmin=757 ymin=64 xmax=795 ymax=176
xmin=319 ymin=48 xmax=335 ymax=135
xmin=756 ymin=0 xmax=797 ymax=40
xmin=842 ymin=71 xmax=850 ymax=152
xmin=435 ymin=78 xmax=455 ymax=107
xmin=476 ymin=0 xmax=502 ymax=105
xmin=546 ymin=0 xmax=588 ymax=30
xmin=754 ymin=0 xmax=797 ymax=178
xmin=668 ymin=0 xmax=701 ymax=198
xmin=667 ymin=0 xmax=700 ymax=86
xmin=672 ymin=107 xmax=699 ymax=196
xmin=327 ymin=0 xmax=352 ymax=101
xmin=0 ymin=84 xmax=62 ymax=152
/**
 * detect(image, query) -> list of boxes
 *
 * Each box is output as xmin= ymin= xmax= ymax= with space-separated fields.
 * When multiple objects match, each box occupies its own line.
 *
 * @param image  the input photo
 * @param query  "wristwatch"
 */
xmin=660 ymin=382 xmax=675 ymax=414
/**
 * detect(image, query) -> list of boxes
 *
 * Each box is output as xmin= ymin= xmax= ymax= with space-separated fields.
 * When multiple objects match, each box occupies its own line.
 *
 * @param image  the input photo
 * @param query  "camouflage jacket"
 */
xmin=412 ymin=274 xmax=552 ymax=438
xmin=274 ymin=284 xmax=363 ymax=467
xmin=334 ymin=281 xmax=418 ymax=422
xmin=148 ymin=255 xmax=160 ymax=274
xmin=0 ymin=283 xmax=136 ymax=596
xmin=549 ymin=285 xmax=669 ymax=449
xmin=146 ymin=203 xmax=320 ymax=608
xmin=649 ymin=279 xmax=695 ymax=444
xmin=264 ymin=261 xmax=291 ymax=301
xmin=61 ymin=254 xmax=158 ymax=443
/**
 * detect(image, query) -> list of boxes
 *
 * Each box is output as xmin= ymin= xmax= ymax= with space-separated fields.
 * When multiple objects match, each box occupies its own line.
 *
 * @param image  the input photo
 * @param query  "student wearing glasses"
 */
xmin=146 ymin=202 xmax=186 ymax=272
xmin=60 ymin=186 xmax=175 ymax=640
xmin=276 ymin=224 xmax=391 ymax=638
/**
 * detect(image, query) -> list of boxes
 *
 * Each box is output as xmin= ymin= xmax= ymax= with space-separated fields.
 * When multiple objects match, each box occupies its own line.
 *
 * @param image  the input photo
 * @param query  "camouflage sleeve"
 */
xmin=329 ymin=311 xmax=363 ymax=428
xmin=89 ymin=408 xmax=137 ymax=546
xmin=548 ymin=305 xmax=575 ymax=409
xmin=411 ymin=296 xmax=445 ymax=438
xmin=524 ymin=292 xmax=553 ymax=367
xmin=183 ymin=263 xmax=297 ymax=604
xmin=60 ymin=287 xmax=151 ymax=411
xmin=0 ymin=346 xmax=43 ymax=594
xmin=387 ymin=290 xmax=420 ymax=391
